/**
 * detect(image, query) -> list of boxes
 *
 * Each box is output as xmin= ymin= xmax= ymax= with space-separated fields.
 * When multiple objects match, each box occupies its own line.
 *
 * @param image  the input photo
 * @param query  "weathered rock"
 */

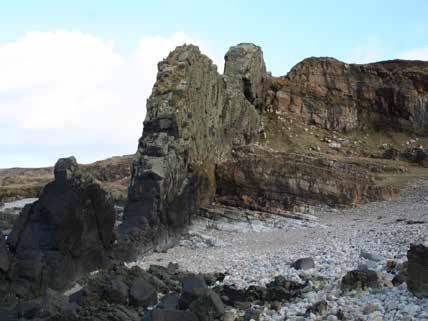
xmin=6 ymin=157 xmax=116 ymax=295
xmin=105 ymin=276 xmax=129 ymax=305
xmin=267 ymin=58 xmax=428 ymax=134
xmin=189 ymin=289 xmax=225 ymax=321
xmin=382 ymin=147 xmax=401 ymax=160
xmin=119 ymin=43 xmax=265 ymax=259
xmin=157 ymin=293 xmax=180 ymax=310
xmin=216 ymin=145 xmax=399 ymax=210
xmin=152 ymin=309 xmax=199 ymax=321
xmin=129 ymin=278 xmax=158 ymax=307
xmin=291 ymin=257 xmax=315 ymax=270
xmin=341 ymin=269 xmax=380 ymax=292
xmin=179 ymin=274 xmax=208 ymax=309
xmin=0 ymin=230 xmax=9 ymax=273
xmin=306 ymin=300 xmax=330 ymax=316
xmin=407 ymin=243 xmax=428 ymax=298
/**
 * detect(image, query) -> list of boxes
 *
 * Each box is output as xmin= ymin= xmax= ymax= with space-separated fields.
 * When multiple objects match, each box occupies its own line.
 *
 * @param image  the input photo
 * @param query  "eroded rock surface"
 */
xmin=267 ymin=58 xmax=428 ymax=133
xmin=119 ymin=43 xmax=428 ymax=259
xmin=119 ymin=43 xmax=265 ymax=258
xmin=0 ymin=230 xmax=9 ymax=273
xmin=4 ymin=157 xmax=116 ymax=298
xmin=216 ymin=145 xmax=399 ymax=210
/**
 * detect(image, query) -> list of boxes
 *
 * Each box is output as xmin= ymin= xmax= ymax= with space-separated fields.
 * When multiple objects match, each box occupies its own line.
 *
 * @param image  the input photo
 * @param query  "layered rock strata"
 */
xmin=118 ymin=43 xmax=428 ymax=258
xmin=215 ymin=145 xmax=399 ymax=210
xmin=119 ymin=44 xmax=266 ymax=257
xmin=266 ymin=58 xmax=428 ymax=133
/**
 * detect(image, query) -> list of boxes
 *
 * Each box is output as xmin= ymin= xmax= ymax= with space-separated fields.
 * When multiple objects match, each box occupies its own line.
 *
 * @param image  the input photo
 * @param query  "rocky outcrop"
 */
xmin=0 ymin=230 xmax=9 ymax=274
xmin=4 ymin=157 xmax=116 ymax=298
xmin=119 ymin=44 xmax=266 ymax=258
xmin=267 ymin=58 xmax=428 ymax=133
xmin=215 ymin=145 xmax=399 ymax=210
xmin=407 ymin=243 xmax=428 ymax=298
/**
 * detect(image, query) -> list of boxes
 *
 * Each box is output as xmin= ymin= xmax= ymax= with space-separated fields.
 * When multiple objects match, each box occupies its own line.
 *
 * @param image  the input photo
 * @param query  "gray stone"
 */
xmin=129 ymin=278 xmax=158 ymax=307
xmin=291 ymin=257 xmax=315 ymax=270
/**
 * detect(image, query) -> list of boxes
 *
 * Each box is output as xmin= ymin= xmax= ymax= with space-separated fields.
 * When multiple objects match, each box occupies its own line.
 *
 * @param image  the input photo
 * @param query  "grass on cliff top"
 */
xmin=259 ymin=111 xmax=428 ymax=188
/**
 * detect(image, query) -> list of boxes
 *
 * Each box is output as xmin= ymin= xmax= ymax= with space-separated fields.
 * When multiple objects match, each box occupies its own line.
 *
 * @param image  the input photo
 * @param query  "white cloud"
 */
xmin=347 ymin=37 xmax=383 ymax=64
xmin=397 ymin=48 xmax=428 ymax=61
xmin=0 ymin=31 xmax=222 ymax=167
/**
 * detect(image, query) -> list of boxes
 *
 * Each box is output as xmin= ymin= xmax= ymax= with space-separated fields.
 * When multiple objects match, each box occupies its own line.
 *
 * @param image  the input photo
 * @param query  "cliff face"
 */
xmin=267 ymin=58 xmax=428 ymax=133
xmin=119 ymin=44 xmax=266 ymax=257
xmin=118 ymin=44 xmax=428 ymax=257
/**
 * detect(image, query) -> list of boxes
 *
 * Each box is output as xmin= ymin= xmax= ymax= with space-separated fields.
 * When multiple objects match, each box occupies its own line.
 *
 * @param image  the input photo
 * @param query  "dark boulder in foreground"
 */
xmin=407 ymin=243 xmax=428 ymax=298
xmin=5 ymin=156 xmax=116 ymax=297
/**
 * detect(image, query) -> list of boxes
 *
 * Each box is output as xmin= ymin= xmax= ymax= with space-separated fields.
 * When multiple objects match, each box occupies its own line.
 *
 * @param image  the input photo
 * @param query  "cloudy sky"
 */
xmin=1 ymin=0 xmax=427 ymax=168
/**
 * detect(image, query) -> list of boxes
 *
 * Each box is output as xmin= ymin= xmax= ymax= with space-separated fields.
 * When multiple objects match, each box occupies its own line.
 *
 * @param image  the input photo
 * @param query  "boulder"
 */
xmin=341 ymin=269 xmax=380 ymax=292
xmin=105 ymin=276 xmax=129 ymax=305
xmin=157 ymin=293 xmax=180 ymax=310
xmin=291 ymin=257 xmax=315 ymax=270
xmin=6 ymin=157 xmax=116 ymax=294
xmin=179 ymin=274 xmax=208 ymax=308
xmin=189 ymin=289 xmax=225 ymax=321
xmin=407 ymin=243 xmax=428 ymax=298
xmin=129 ymin=278 xmax=158 ymax=307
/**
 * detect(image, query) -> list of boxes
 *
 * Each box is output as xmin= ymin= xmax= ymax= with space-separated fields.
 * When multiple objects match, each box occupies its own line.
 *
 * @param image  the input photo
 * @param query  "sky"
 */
xmin=1 ymin=0 xmax=427 ymax=168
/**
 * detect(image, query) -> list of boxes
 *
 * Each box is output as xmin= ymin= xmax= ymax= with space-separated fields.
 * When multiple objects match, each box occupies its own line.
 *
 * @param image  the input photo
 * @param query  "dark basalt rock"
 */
xmin=341 ymin=268 xmax=380 ymax=292
xmin=129 ymin=278 xmax=158 ymax=307
xmin=4 ymin=157 xmax=116 ymax=297
xmin=0 ymin=230 xmax=9 ymax=273
xmin=407 ymin=243 xmax=428 ymax=298
xmin=152 ymin=309 xmax=199 ymax=321
xmin=291 ymin=257 xmax=315 ymax=270
xmin=118 ymin=43 xmax=265 ymax=259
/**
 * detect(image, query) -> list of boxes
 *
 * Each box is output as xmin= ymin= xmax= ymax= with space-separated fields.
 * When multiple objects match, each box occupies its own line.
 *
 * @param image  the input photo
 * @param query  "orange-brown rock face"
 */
xmin=216 ymin=145 xmax=400 ymax=211
xmin=267 ymin=58 xmax=428 ymax=133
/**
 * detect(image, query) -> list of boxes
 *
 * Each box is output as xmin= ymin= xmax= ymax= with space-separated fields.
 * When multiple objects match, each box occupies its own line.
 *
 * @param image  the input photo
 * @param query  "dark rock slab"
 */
xmin=407 ymin=243 xmax=428 ymax=298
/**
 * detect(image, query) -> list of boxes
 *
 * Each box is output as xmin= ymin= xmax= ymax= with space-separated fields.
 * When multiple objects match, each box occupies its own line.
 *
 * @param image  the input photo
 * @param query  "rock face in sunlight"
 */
xmin=215 ymin=145 xmax=399 ymax=211
xmin=266 ymin=58 xmax=428 ymax=133
xmin=4 ymin=157 xmax=116 ymax=298
xmin=119 ymin=43 xmax=266 ymax=258
xmin=118 ymin=43 xmax=428 ymax=259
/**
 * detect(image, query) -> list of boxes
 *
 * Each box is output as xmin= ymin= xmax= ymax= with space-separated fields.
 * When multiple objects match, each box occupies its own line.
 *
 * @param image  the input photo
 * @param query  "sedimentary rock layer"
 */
xmin=266 ymin=58 xmax=428 ymax=133
xmin=215 ymin=145 xmax=399 ymax=210
xmin=120 ymin=43 xmax=428 ymax=257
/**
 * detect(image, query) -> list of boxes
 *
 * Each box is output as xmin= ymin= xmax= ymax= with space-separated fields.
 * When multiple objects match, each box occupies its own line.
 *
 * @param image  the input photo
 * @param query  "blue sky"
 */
xmin=1 ymin=0 xmax=427 ymax=168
